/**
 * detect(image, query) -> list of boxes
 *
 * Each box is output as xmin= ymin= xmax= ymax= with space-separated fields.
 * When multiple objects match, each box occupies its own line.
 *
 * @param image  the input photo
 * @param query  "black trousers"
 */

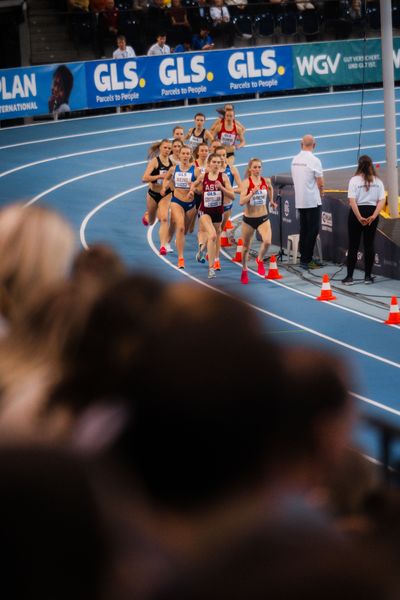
xmin=346 ymin=205 xmax=379 ymax=278
xmin=298 ymin=206 xmax=321 ymax=264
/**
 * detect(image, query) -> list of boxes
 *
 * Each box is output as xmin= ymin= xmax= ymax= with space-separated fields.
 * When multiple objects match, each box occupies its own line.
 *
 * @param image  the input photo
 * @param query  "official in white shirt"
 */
xmin=113 ymin=35 xmax=136 ymax=59
xmin=291 ymin=134 xmax=324 ymax=269
xmin=147 ymin=34 xmax=171 ymax=55
xmin=342 ymin=155 xmax=385 ymax=285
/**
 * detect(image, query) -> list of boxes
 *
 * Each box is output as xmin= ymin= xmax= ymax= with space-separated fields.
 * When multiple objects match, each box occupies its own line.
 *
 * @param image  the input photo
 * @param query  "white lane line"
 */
xmin=79 ymin=186 xmax=400 ymax=418
xmin=25 ymin=162 xmax=142 ymax=206
xmin=351 ymin=392 xmax=400 ymax=418
xmin=222 ymin=213 xmax=398 ymax=327
xmin=0 ymin=146 xmax=148 ymax=178
xmin=0 ymin=123 xmax=392 ymax=179
xmin=145 ymin=221 xmax=400 ymax=368
xmin=0 ymin=85 xmax=387 ymax=134
xmin=80 ymin=184 xmax=146 ymax=248
xmin=0 ymin=94 xmax=393 ymax=150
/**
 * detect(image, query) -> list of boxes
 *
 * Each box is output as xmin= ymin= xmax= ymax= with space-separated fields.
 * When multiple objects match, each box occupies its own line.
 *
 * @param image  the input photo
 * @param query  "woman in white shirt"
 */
xmin=342 ymin=155 xmax=385 ymax=285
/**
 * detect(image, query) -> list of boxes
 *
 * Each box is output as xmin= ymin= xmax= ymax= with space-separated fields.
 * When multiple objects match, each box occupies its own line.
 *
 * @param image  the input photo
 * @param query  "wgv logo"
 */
xmin=94 ymin=61 xmax=139 ymax=91
xmin=228 ymin=50 xmax=278 ymax=79
xmin=159 ymin=56 xmax=206 ymax=85
xmin=296 ymin=53 xmax=341 ymax=76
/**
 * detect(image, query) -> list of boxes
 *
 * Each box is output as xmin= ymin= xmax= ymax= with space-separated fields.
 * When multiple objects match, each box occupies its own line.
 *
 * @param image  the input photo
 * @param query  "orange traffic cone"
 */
xmin=265 ymin=255 xmax=283 ymax=280
xmin=233 ymin=238 xmax=243 ymax=262
xmin=220 ymin=229 xmax=232 ymax=247
xmin=385 ymin=296 xmax=400 ymax=325
xmin=225 ymin=219 xmax=234 ymax=230
xmin=316 ymin=274 xmax=336 ymax=301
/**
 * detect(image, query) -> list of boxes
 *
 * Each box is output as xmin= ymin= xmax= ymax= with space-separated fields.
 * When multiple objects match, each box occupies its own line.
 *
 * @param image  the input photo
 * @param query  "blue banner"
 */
xmin=85 ymin=45 xmax=293 ymax=109
xmin=0 ymin=44 xmax=293 ymax=119
xmin=0 ymin=62 xmax=86 ymax=119
xmin=7 ymin=37 xmax=400 ymax=120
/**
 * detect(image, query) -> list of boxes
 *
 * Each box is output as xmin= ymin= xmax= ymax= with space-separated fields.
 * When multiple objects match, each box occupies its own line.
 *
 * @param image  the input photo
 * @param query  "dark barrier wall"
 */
xmin=269 ymin=187 xmax=400 ymax=280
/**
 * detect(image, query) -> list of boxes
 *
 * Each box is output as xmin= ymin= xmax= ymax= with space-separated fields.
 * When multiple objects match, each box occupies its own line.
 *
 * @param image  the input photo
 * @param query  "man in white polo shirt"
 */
xmin=291 ymin=134 xmax=324 ymax=269
xmin=147 ymin=33 xmax=171 ymax=56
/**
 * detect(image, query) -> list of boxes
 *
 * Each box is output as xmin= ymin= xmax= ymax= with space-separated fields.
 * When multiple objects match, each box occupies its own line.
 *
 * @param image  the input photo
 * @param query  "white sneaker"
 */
xmin=165 ymin=243 xmax=173 ymax=253
xmin=208 ymin=267 xmax=216 ymax=279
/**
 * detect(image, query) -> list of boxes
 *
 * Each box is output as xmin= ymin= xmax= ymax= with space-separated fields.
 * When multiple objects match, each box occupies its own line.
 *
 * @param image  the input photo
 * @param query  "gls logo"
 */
xmin=296 ymin=54 xmax=341 ymax=76
xmin=159 ymin=56 xmax=206 ymax=85
xmin=228 ymin=50 xmax=278 ymax=79
xmin=94 ymin=62 xmax=138 ymax=91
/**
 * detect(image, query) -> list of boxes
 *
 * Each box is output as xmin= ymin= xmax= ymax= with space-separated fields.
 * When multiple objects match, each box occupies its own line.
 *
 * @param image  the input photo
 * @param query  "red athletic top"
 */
xmin=200 ymin=172 xmax=224 ymax=215
xmin=217 ymin=119 xmax=238 ymax=147
xmin=247 ymin=176 xmax=269 ymax=207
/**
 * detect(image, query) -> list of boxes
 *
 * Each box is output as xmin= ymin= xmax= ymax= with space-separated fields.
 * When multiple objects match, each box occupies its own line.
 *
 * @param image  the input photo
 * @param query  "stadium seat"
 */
xmin=254 ymin=11 xmax=274 ymax=40
xmin=300 ymin=9 xmax=320 ymax=39
xmin=366 ymin=1 xmax=380 ymax=30
xmin=232 ymin=14 xmax=254 ymax=44
xmin=278 ymin=11 xmax=298 ymax=38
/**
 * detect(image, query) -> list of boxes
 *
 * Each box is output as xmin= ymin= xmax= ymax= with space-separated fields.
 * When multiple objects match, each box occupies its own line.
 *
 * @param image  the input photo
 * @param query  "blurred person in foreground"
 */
xmin=0 ymin=203 xmax=75 ymax=333
xmin=47 ymin=272 xmax=362 ymax=599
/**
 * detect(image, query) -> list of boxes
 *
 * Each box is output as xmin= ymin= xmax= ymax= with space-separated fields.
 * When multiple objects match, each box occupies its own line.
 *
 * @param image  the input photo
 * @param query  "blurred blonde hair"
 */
xmin=0 ymin=204 xmax=75 ymax=323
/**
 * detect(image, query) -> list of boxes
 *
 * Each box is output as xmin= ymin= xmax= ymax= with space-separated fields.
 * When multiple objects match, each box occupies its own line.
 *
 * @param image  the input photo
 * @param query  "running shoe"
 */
xmin=196 ymin=245 xmax=206 ymax=263
xmin=341 ymin=276 xmax=354 ymax=285
xmin=256 ymin=257 xmax=265 ymax=276
xmin=178 ymin=257 xmax=185 ymax=269
xmin=142 ymin=213 xmax=149 ymax=227
xmin=241 ymin=270 xmax=249 ymax=284
xmin=165 ymin=243 xmax=174 ymax=253
xmin=159 ymin=246 xmax=167 ymax=256
xmin=364 ymin=275 xmax=375 ymax=284
xmin=214 ymin=259 xmax=221 ymax=271
xmin=208 ymin=267 xmax=216 ymax=279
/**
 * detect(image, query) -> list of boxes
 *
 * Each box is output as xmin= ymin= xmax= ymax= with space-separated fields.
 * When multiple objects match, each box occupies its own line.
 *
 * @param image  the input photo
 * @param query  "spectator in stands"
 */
xmin=68 ymin=0 xmax=90 ymax=11
xmin=112 ymin=33 xmax=136 ymax=58
xmin=295 ymin=0 xmax=315 ymax=10
xmin=168 ymin=0 xmax=192 ymax=45
xmin=97 ymin=0 xmax=120 ymax=56
xmin=192 ymin=25 xmax=214 ymax=50
xmin=189 ymin=0 xmax=211 ymax=33
xmin=147 ymin=0 xmax=170 ymax=40
xmin=147 ymin=33 xmax=171 ymax=54
xmin=225 ymin=0 xmax=248 ymax=19
xmin=174 ymin=37 xmax=193 ymax=52
xmin=48 ymin=65 xmax=74 ymax=114
xmin=209 ymin=0 xmax=235 ymax=47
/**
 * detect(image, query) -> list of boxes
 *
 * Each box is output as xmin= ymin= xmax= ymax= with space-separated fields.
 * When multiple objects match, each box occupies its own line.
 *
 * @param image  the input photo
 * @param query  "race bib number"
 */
xmin=175 ymin=171 xmax=192 ymax=189
xmin=250 ymin=189 xmax=267 ymax=206
xmin=220 ymin=132 xmax=236 ymax=146
xmin=204 ymin=190 xmax=222 ymax=208
xmin=157 ymin=169 xmax=168 ymax=185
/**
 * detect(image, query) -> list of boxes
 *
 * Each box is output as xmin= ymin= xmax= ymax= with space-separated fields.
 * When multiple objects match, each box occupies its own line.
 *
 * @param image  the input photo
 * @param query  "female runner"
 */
xmin=212 ymin=106 xmax=245 ymax=164
xmin=239 ymin=158 xmax=276 ymax=284
xmin=141 ymin=139 xmax=173 ymax=255
xmin=191 ymin=153 xmax=234 ymax=278
xmin=161 ymin=145 xmax=200 ymax=269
